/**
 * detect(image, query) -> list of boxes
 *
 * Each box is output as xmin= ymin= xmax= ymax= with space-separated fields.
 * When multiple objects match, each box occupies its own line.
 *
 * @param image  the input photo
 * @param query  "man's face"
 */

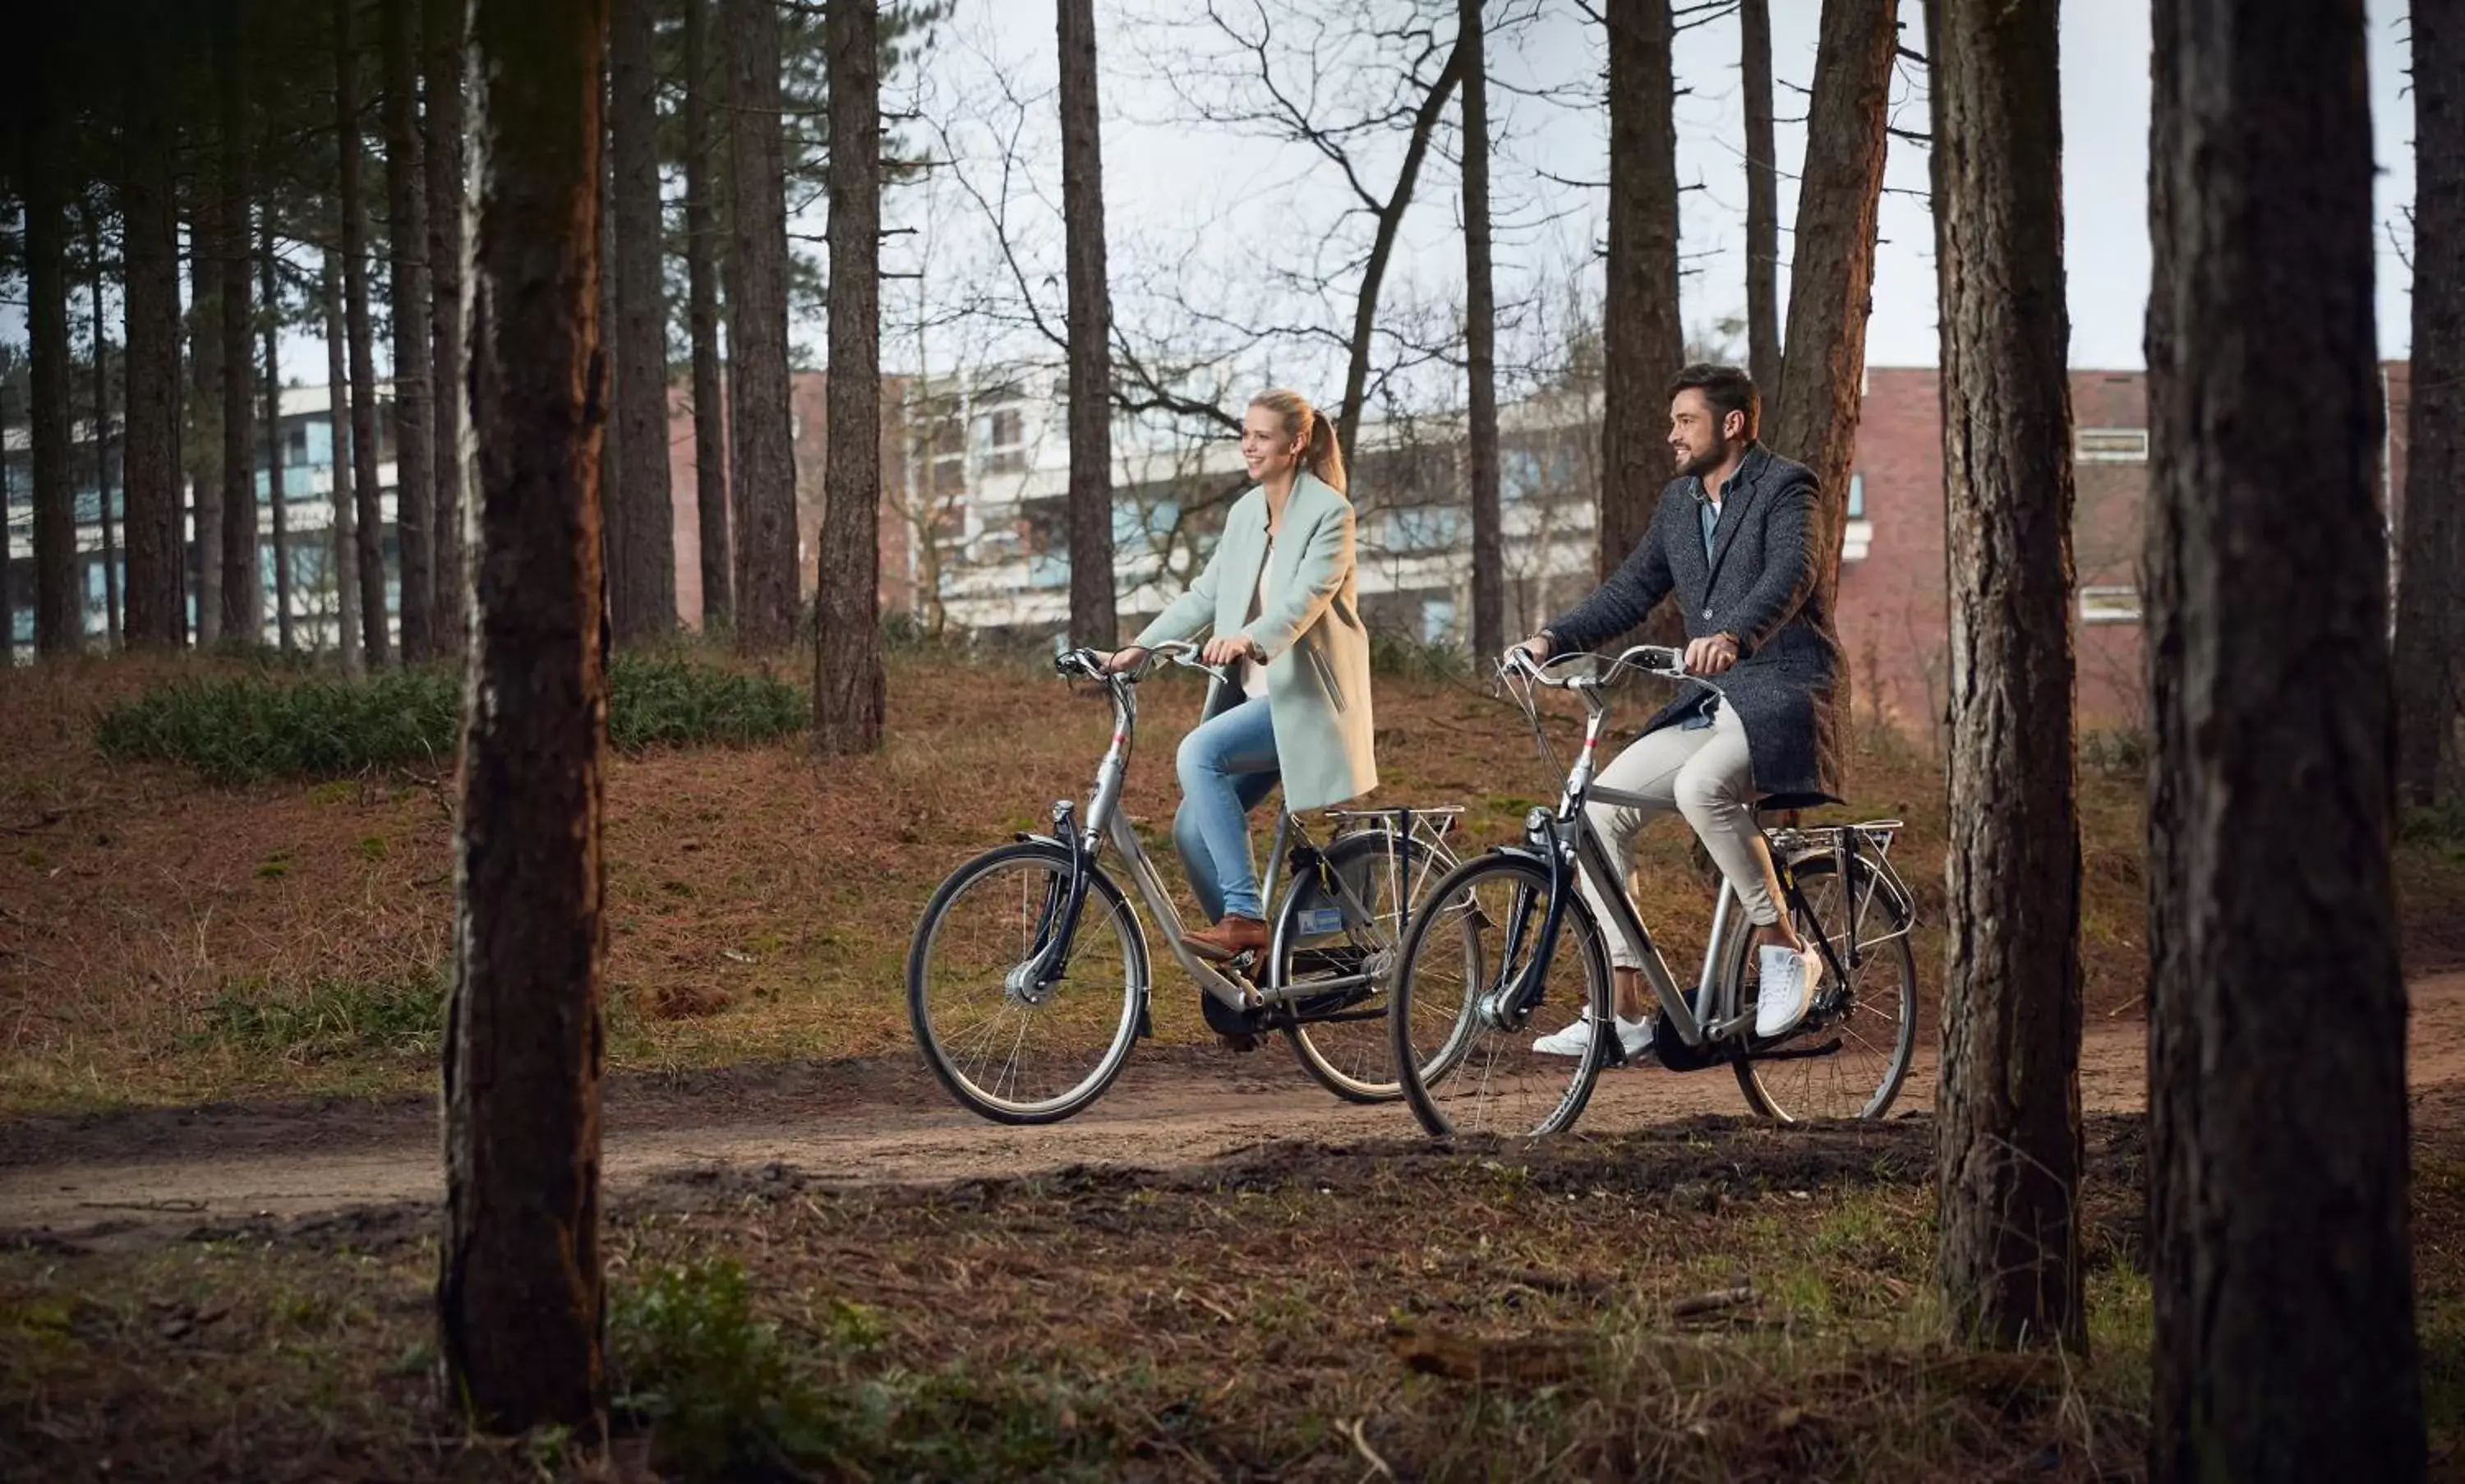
xmin=1668 ymin=389 xmax=1739 ymax=478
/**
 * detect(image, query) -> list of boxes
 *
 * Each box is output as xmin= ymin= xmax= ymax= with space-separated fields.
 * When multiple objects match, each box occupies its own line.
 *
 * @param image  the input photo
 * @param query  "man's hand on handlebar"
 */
xmin=1512 ymin=634 xmax=1552 ymax=666
xmin=1684 ymin=634 xmax=1739 ymax=677
xmin=1101 ymin=645 xmax=1148 ymax=675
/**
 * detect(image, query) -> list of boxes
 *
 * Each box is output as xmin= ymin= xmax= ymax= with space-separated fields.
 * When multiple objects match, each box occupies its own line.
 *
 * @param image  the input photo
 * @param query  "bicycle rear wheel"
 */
xmin=1275 ymin=827 xmax=1458 ymax=1103
xmin=907 ymin=841 xmax=1149 ymax=1124
xmin=1389 ymin=851 xmax=1614 ymax=1138
xmin=1729 ymin=851 xmax=1918 ymax=1122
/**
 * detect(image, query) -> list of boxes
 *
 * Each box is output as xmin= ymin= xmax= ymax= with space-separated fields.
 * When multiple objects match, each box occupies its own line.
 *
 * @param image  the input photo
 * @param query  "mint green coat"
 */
xmin=1134 ymin=470 xmax=1378 ymax=812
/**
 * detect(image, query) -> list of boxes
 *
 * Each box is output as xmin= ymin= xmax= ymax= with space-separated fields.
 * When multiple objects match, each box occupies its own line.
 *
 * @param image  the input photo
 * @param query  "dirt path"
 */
xmin=7 ymin=971 xmax=2462 ymax=1239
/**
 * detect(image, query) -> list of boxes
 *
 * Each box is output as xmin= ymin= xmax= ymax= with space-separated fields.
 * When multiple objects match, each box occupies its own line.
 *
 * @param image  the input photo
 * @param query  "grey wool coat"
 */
xmin=1542 ymin=442 xmax=1846 ymax=809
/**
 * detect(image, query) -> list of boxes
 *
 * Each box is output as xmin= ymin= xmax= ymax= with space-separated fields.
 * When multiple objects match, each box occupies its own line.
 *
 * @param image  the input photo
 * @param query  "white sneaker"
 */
xmin=1532 ymin=1010 xmax=1654 ymax=1062
xmin=1754 ymin=942 xmax=1826 ymax=1039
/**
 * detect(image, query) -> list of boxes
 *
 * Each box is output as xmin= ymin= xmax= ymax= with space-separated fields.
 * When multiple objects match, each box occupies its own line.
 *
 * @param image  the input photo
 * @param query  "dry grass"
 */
xmin=4 ymin=644 xmax=2461 ymax=1115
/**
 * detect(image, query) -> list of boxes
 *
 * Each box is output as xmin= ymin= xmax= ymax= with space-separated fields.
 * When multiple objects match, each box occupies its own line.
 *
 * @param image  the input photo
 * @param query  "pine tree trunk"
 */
xmin=218 ymin=0 xmax=261 ymax=647
xmin=439 ymin=0 xmax=611 ymax=1434
xmin=1462 ymin=0 xmax=1503 ymax=658
xmin=1764 ymin=0 xmax=1892 ymax=733
xmin=725 ymin=0 xmax=798 ymax=652
xmin=323 ymin=250 xmax=365 ymax=674
xmin=817 ymin=0 xmax=886 ymax=753
xmin=89 ymin=205 xmax=122 ymax=652
xmin=1927 ymin=0 xmax=2084 ymax=1353
xmin=1057 ymin=0 xmax=1117 ymax=648
xmin=610 ymin=0 xmax=678 ymax=644
xmin=262 ymin=223 xmax=293 ymax=653
xmin=1598 ymin=0 xmax=1684 ymax=587
xmin=683 ymin=0 xmax=731 ymax=632
xmin=2144 ymin=0 xmax=2423 ymax=1474
xmin=385 ymin=0 xmax=436 ymax=662
xmin=121 ymin=62 xmax=188 ymax=651
xmin=427 ymin=0 xmax=471 ymax=657
xmin=337 ymin=0 xmax=391 ymax=668
xmin=1741 ymin=0 xmax=1781 ymax=394
xmin=26 ymin=110 xmax=81 ymax=657
xmin=191 ymin=205 xmax=226 ymax=646
xmin=2395 ymin=0 xmax=2465 ymax=809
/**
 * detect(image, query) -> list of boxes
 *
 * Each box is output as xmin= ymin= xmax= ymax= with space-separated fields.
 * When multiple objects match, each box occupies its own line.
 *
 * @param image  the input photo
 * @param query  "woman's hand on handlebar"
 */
xmin=1200 ymin=634 xmax=1261 ymax=668
xmin=1101 ymin=645 xmax=1148 ymax=675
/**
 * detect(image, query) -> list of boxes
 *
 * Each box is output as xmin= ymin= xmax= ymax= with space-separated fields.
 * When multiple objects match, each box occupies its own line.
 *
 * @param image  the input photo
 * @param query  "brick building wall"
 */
xmin=661 ymin=372 xmax=910 ymax=633
xmin=1840 ymin=362 xmax=2412 ymax=740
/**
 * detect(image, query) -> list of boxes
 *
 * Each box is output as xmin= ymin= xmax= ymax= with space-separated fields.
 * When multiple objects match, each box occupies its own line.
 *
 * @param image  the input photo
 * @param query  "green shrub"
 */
xmin=196 ymin=971 xmax=449 ymax=1061
xmin=611 ymin=1258 xmax=836 ymax=1476
xmin=1370 ymin=629 xmax=1472 ymax=684
xmin=95 ymin=657 xmax=807 ymax=782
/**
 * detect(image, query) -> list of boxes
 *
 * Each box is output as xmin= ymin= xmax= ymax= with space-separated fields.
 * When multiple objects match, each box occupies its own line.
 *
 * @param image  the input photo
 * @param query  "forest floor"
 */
xmin=5 ymin=648 xmax=2464 ymax=1479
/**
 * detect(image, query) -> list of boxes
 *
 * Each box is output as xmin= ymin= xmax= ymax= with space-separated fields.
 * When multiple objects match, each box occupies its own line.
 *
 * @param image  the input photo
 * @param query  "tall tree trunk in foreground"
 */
xmin=121 ymin=58 xmax=188 ymax=650
xmin=682 ymin=0 xmax=731 ymax=630
xmin=1742 ymin=0 xmax=1781 ymax=393
xmin=1598 ymin=0 xmax=1684 ymax=586
xmin=262 ymin=220 xmax=293 ymax=652
xmin=2144 ymin=0 xmax=2422 ymax=1476
xmin=817 ymin=0 xmax=886 ymax=753
xmin=2395 ymin=0 xmax=2465 ymax=809
xmin=724 ymin=0 xmax=797 ymax=652
xmin=439 ymin=0 xmax=611 ymax=1435
xmin=608 ymin=0 xmax=677 ymax=643
xmin=1763 ymin=0 xmax=1893 ymax=735
xmin=337 ymin=0 xmax=391 ymax=667
xmin=26 ymin=108 xmax=81 ymax=657
xmin=1927 ymin=0 xmax=2085 ymax=1354
xmin=427 ymin=0 xmax=472 ymax=655
xmin=1462 ymin=0 xmax=1503 ymax=659
xmin=323 ymin=251 xmax=366 ymax=674
xmin=1057 ymin=0 xmax=1118 ymax=648
xmin=385 ymin=0 xmax=436 ymax=661
xmin=217 ymin=0 xmax=260 ymax=645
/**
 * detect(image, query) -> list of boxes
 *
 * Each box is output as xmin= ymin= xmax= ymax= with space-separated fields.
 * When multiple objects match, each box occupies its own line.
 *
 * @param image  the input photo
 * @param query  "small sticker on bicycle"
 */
xmin=1298 ymin=907 xmax=1345 ymax=937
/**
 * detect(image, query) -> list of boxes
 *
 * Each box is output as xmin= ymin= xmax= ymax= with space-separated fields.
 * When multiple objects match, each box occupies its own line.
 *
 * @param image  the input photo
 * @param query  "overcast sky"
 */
xmin=934 ymin=0 xmax=2418 ymax=381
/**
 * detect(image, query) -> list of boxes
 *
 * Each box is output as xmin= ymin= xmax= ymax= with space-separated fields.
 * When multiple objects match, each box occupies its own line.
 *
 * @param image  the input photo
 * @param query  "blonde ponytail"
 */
xmin=1251 ymin=388 xmax=1348 ymax=494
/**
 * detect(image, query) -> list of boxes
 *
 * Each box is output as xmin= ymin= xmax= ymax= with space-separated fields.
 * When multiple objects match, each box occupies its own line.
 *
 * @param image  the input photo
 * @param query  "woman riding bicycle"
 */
xmin=1104 ymin=389 xmax=1378 ymax=962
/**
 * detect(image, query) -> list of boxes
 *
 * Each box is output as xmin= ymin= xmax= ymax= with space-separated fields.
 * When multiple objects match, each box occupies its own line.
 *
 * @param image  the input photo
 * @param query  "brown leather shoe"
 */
xmin=1186 ymin=914 xmax=1270 ymax=961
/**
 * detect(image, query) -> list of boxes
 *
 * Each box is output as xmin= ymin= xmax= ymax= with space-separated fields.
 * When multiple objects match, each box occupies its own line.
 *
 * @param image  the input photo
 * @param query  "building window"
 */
xmin=2076 ymin=427 xmax=2149 ymax=463
xmin=1847 ymin=471 xmax=1866 ymax=519
xmin=2080 ymin=585 xmax=2141 ymax=624
xmin=982 ymin=448 xmax=1028 ymax=475
xmin=930 ymin=456 xmax=966 ymax=496
xmin=985 ymin=408 xmax=1023 ymax=449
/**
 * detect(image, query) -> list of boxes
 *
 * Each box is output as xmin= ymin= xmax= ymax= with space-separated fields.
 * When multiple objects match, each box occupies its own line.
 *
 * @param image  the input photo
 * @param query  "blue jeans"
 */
xmin=1173 ymin=698 xmax=1280 ymax=923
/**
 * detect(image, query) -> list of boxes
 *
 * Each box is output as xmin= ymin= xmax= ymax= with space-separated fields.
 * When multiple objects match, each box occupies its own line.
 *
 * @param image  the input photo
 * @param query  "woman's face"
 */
xmin=1240 ymin=405 xmax=1306 ymax=482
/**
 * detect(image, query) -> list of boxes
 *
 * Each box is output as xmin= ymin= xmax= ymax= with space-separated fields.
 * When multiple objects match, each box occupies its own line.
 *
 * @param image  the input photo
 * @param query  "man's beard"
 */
xmin=1674 ymin=436 xmax=1733 ymax=480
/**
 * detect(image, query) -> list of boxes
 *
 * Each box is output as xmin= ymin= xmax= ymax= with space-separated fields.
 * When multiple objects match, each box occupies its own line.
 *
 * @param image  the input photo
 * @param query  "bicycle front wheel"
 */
xmin=1728 ymin=850 xmax=1919 ymax=1122
xmin=907 ymin=841 xmax=1150 ymax=1125
xmin=1389 ymin=851 xmax=1614 ymax=1138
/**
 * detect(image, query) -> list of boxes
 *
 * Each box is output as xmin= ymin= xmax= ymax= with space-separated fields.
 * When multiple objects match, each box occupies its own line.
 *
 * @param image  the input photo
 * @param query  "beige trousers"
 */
xmin=1575 ymin=701 xmax=1786 ymax=969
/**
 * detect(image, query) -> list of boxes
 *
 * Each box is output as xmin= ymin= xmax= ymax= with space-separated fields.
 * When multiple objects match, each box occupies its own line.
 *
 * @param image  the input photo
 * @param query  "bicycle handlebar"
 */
xmin=1054 ymin=639 xmax=1232 ymax=685
xmin=1500 ymin=643 xmax=1692 ymax=690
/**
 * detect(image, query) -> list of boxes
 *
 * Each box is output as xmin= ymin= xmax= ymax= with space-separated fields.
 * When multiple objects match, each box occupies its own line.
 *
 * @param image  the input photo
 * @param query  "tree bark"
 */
xmin=1741 ymin=0 xmax=1781 ymax=394
xmin=385 ymin=0 xmax=436 ymax=663
xmin=1926 ymin=0 xmax=2084 ymax=1353
xmin=609 ymin=0 xmax=678 ymax=644
xmin=1764 ymin=0 xmax=1892 ymax=733
xmin=1598 ymin=0 xmax=1684 ymax=585
xmin=322 ymin=250 xmax=365 ymax=674
xmin=817 ymin=0 xmax=886 ymax=753
xmin=262 ymin=219 xmax=293 ymax=653
xmin=190 ymin=205 xmax=226 ymax=647
xmin=217 ymin=0 xmax=261 ymax=647
xmin=683 ymin=0 xmax=731 ymax=632
xmin=337 ymin=0 xmax=391 ymax=668
xmin=2144 ymin=0 xmax=2423 ymax=1476
xmin=2395 ymin=0 xmax=2465 ymax=809
xmin=25 ymin=96 xmax=82 ymax=657
xmin=89 ymin=205 xmax=122 ymax=651
xmin=440 ymin=0 xmax=611 ymax=1435
xmin=1336 ymin=42 xmax=1465 ymax=459
xmin=1461 ymin=0 xmax=1502 ymax=658
xmin=1057 ymin=0 xmax=1118 ymax=648
xmin=725 ymin=0 xmax=798 ymax=652
xmin=121 ymin=58 xmax=188 ymax=651
xmin=427 ymin=0 xmax=471 ymax=657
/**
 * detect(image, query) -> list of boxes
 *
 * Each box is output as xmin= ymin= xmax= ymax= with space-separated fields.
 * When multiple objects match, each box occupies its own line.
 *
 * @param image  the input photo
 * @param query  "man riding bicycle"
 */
xmin=1518 ymin=362 xmax=1845 ymax=1060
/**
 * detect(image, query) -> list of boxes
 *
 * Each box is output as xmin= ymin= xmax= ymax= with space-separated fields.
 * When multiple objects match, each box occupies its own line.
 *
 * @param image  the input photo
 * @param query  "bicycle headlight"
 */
xmin=1524 ymin=806 xmax=1552 ymax=843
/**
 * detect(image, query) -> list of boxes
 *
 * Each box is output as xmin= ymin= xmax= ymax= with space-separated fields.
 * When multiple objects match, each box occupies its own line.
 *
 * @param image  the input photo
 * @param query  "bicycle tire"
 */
xmin=1727 ymin=850 xmax=1919 ymax=1122
xmin=907 ymin=840 xmax=1150 ymax=1125
xmin=1276 ymin=827 xmax=1458 ymax=1104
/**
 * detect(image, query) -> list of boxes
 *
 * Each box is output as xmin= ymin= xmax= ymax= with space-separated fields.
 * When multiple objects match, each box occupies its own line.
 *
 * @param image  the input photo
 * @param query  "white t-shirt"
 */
xmin=1241 ymin=549 xmax=1274 ymax=699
